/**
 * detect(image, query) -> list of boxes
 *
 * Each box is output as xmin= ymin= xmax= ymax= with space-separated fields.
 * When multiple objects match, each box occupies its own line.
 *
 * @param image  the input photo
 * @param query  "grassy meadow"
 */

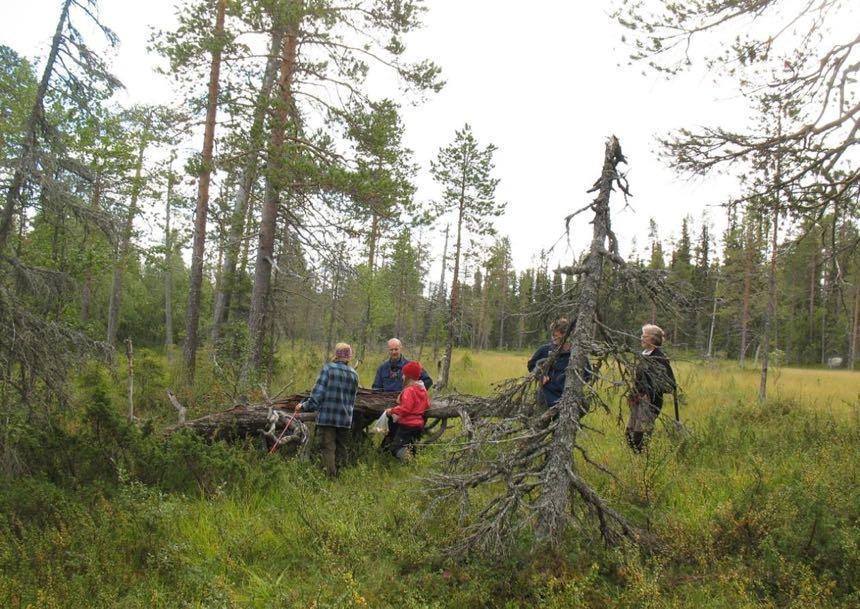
xmin=1 ymin=347 xmax=859 ymax=608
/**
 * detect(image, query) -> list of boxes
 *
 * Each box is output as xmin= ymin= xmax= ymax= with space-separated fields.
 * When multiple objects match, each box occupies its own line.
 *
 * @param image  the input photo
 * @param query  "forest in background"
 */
xmin=1 ymin=0 xmax=858 ymax=411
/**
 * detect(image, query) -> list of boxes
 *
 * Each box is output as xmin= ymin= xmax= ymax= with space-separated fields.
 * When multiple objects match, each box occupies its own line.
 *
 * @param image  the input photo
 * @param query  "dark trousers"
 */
xmin=626 ymin=394 xmax=662 ymax=452
xmin=317 ymin=425 xmax=349 ymax=476
xmin=382 ymin=419 xmax=423 ymax=461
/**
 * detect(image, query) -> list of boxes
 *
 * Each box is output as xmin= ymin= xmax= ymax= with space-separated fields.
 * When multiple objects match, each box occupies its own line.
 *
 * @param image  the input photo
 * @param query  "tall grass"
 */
xmin=1 ymin=347 xmax=858 ymax=608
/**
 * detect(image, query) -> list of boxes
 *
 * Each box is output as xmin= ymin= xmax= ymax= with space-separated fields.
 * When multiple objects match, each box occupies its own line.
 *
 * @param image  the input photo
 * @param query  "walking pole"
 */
xmin=268 ymin=407 xmax=300 ymax=455
xmin=672 ymin=388 xmax=680 ymax=422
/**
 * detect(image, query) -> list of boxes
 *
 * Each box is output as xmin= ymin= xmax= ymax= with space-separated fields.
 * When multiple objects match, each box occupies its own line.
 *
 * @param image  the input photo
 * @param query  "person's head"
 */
xmin=387 ymin=338 xmax=402 ymax=361
xmin=402 ymin=361 xmax=423 ymax=386
xmin=641 ymin=324 xmax=664 ymax=349
xmin=550 ymin=317 xmax=571 ymax=347
xmin=333 ymin=342 xmax=353 ymax=363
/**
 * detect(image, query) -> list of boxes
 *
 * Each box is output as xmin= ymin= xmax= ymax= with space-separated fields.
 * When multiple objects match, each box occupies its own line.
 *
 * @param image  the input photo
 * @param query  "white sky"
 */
xmin=2 ymin=0 xmax=751 ymax=273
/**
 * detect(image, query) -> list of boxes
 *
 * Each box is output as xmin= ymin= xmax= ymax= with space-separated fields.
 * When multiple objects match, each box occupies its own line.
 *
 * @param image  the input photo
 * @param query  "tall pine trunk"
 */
xmin=706 ymin=272 xmax=719 ymax=358
xmin=210 ymin=27 xmax=285 ymax=343
xmin=438 ymin=202 xmax=464 ymax=389
xmin=183 ymin=0 xmax=226 ymax=382
xmin=739 ymin=227 xmax=753 ymax=365
xmin=245 ymin=20 xmax=299 ymax=379
xmin=758 ymin=147 xmax=782 ymax=402
xmin=498 ymin=285 xmax=506 ymax=351
xmin=850 ymin=258 xmax=860 ymax=370
xmin=358 ymin=211 xmax=380 ymax=361
xmin=164 ymin=170 xmax=176 ymax=353
xmin=431 ymin=224 xmax=449 ymax=364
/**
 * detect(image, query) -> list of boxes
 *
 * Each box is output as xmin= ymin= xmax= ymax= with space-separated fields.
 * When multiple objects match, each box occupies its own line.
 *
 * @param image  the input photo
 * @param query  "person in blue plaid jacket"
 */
xmin=297 ymin=342 xmax=359 ymax=476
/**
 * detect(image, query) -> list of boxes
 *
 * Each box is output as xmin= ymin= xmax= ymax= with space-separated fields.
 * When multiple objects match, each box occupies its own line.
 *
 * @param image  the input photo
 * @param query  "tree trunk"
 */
xmin=358 ymin=211 xmax=380 ymax=361
xmin=809 ymin=246 xmax=817 ymax=343
xmin=438 ymin=204 xmax=464 ymax=389
xmin=431 ymin=224 xmax=449 ymax=364
xmin=739 ymin=227 xmax=753 ymax=365
xmin=850 ymin=260 xmax=860 ymax=371
xmin=325 ymin=262 xmax=341 ymax=359
xmin=0 ymin=0 xmax=71 ymax=251
xmin=172 ymin=390 xmax=479 ymax=442
xmin=125 ymin=337 xmax=134 ymax=421
xmin=759 ymin=192 xmax=780 ymax=402
xmin=238 ymin=193 xmax=256 ymax=280
xmin=211 ymin=26 xmax=285 ymax=343
xmin=81 ymin=171 xmax=102 ymax=323
xmin=107 ymin=117 xmax=150 ymax=345
xmin=497 ymin=276 xmax=506 ymax=351
xmin=183 ymin=0 xmax=227 ymax=382
xmin=164 ymin=170 xmax=176 ymax=352
xmin=477 ymin=271 xmax=489 ymax=351
xmin=707 ymin=272 xmax=719 ymax=358
xmin=245 ymin=20 xmax=299 ymax=379
xmin=536 ymin=136 xmax=623 ymax=542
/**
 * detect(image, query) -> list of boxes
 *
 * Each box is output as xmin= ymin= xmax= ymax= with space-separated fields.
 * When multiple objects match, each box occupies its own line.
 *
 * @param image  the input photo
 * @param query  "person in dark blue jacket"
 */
xmin=372 ymin=338 xmax=433 ymax=392
xmin=526 ymin=318 xmax=591 ymax=406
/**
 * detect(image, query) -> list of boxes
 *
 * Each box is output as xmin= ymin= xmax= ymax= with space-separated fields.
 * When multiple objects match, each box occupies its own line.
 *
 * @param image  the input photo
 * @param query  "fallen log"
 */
xmin=169 ymin=388 xmax=486 ymax=446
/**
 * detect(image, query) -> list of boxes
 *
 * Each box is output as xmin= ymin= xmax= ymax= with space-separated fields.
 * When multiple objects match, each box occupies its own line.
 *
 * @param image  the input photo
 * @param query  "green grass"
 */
xmin=1 ymin=347 xmax=858 ymax=608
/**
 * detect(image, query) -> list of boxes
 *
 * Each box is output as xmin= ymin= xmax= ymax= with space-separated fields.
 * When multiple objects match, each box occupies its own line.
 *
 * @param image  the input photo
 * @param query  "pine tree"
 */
xmin=429 ymin=124 xmax=504 ymax=388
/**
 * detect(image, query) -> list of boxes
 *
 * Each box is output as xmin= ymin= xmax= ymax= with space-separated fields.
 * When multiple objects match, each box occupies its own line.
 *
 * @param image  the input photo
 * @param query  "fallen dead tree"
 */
xmin=169 ymin=388 xmax=489 ymax=451
xmin=424 ymin=136 xmax=676 ymax=558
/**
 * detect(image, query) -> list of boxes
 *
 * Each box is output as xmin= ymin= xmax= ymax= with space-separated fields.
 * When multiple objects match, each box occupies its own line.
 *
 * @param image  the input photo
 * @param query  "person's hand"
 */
xmin=542 ymin=375 xmax=550 ymax=385
xmin=296 ymin=402 xmax=303 ymax=412
xmin=385 ymin=408 xmax=392 ymax=415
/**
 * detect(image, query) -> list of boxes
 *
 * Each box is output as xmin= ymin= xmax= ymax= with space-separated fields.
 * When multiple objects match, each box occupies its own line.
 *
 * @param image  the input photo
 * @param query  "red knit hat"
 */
xmin=402 ymin=361 xmax=423 ymax=381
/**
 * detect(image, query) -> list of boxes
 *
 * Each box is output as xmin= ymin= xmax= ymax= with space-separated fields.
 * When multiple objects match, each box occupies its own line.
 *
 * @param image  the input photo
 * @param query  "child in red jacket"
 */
xmin=384 ymin=360 xmax=429 ymax=463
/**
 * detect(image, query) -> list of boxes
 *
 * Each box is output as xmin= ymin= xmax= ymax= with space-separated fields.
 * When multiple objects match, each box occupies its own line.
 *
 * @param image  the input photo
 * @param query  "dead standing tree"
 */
xmin=428 ymin=136 xmax=659 ymax=555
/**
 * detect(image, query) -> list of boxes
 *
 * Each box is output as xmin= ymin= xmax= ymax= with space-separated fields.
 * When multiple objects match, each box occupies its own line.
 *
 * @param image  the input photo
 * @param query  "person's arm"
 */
xmin=582 ymin=358 xmax=593 ymax=384
xmin=527 ymin=345 xmax=546 ymax=372
xmin=390 ymin=387 xmax=425 ymax=418
xmin=662 ymin=356 xmax=677 ymax=393
xmin=302 ymin=365 xmax=328 ymax=412
xmin=420 ymin=367 xmax=433 ymax=391
xmin=372 ymin=363 xmax=384 ymax=391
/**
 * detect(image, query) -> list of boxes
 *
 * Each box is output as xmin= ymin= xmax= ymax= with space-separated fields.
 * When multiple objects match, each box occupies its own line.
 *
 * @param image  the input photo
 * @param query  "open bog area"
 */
xmin=2 ymin=348 xmax=858 ymax=608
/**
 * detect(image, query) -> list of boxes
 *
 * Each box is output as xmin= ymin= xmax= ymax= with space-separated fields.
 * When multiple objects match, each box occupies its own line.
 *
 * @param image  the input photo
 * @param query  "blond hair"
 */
xmin=641 ymin=324 xmax=665 ymax=346
xmin=333 ymin=342 xmax=353 ymax=362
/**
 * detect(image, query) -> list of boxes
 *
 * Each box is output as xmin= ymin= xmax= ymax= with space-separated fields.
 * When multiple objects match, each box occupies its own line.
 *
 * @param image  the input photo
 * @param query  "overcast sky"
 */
xmin=2 ymin=0 xmax=749 ymax=272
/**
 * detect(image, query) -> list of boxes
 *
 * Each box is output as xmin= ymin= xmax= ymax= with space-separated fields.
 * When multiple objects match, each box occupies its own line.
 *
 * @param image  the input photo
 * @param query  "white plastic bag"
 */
xmin=371 ymin=411 xmax=389 ymax=434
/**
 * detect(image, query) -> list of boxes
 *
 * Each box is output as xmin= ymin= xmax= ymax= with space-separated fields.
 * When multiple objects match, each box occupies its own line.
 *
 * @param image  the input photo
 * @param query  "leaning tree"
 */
xmin=427 ymin=136 xmax=679 ymax=555
xmin=0 ymin=0 xmax=120 ymax=419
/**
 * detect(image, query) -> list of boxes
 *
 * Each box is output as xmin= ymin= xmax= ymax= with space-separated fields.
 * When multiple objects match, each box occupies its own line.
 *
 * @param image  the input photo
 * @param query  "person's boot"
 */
xmin=626 ymin=430 xmax=645 ymax=453
xmin=394 ymin=446 xmax=412 ymax=464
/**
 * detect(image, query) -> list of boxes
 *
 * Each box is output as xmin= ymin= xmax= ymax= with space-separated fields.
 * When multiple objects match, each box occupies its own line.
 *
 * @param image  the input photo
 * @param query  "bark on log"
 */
xmin=169 ymin=388 xmax=484 ymax=443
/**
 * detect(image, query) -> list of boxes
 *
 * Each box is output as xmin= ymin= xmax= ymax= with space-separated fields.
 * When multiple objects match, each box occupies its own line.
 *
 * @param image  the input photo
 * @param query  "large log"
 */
xmin=169 ymin=388 xmax=485 ymax=445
